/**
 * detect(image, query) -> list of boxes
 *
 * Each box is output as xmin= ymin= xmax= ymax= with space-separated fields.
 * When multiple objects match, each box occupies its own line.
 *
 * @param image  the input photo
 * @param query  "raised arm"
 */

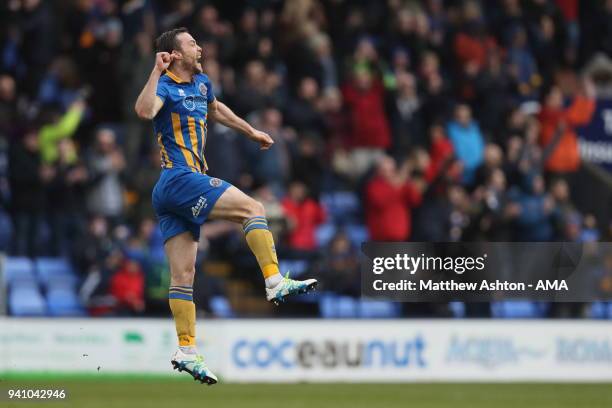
xmin=134 ymin=52 xmax=172 ymax=120
xmin=208 ymin=99 xmax=274 ymax=150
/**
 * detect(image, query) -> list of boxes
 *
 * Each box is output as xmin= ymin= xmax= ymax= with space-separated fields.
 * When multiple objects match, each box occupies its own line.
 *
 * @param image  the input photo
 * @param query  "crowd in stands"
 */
xmin=1 ymin=0 xmax=612 ymax=317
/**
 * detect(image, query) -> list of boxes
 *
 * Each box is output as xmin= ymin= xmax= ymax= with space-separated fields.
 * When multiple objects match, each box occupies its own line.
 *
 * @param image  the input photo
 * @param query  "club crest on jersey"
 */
xmin=199 ymin=83 xmax=207 ymax=98
xmin=209 ymin=177 xmax=222 ymax=187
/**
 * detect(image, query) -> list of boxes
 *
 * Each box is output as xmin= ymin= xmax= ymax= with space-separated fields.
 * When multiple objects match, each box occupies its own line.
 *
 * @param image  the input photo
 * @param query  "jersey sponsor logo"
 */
xmin=182 ymin=95 xmax=207 ymax=112
xmin=191 ymin=195 xmax=208 ymax=218
xmin=178 ymin=89 xmax=185 ymax=96
xmin=199 ymin=82 xmax=207 ymax=98
xmin=209 ymin=177 xmax=222 ymax=187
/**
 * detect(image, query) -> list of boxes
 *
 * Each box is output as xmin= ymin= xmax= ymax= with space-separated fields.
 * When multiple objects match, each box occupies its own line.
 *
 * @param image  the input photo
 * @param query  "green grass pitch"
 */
xmin=2 ymin=378 xmax=611 ymax=408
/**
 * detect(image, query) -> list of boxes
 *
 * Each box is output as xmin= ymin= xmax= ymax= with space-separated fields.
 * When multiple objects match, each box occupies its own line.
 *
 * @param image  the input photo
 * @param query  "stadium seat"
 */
xmin=320 ymin=191 xmax=361 ymax=224
xmin=2 ymin=257 xmax=36 ymax=286
xmin=359 ymin=300 xmax=401 ymax=318
xmin=491 ymin=301 xmax=547 ymax=318
xmin=46 ymin=287 xmax=85 ymax=317
xmin=590 ymin=302 xmax=612 ymax=319
xmin=345 ymin=224 xmax=369 ymax=248
xmin=210 ymin=295 xmax=234 ymax=318
xmin=448 ymin=301 xmax=466 ymax=318
xmin=320 ymin=294 xmax=358 ymax=318
xmin=35 ymin=257 xmax=78 ymax=289
xmin=8 ymin=286 xmax=46 ymax=316
xmin=278 ymin=259 xmax=309 ymax=278
xmin=315 ymin=223 xmax=337 ymax=248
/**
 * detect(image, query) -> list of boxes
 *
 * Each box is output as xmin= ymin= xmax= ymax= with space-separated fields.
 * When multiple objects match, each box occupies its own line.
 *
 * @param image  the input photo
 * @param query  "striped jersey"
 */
xmin=153 ymin=70 xmax=215 ymax=173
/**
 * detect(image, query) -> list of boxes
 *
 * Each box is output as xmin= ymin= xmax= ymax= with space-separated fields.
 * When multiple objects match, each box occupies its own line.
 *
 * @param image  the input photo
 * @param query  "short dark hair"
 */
xmin=155 ymin=27 xmax=189 ymax=53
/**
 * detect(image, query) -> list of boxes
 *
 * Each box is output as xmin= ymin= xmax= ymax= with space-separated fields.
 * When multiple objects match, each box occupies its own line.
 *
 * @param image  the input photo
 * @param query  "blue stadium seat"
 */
xmin=9 ymin=286 xmax=46 ymax=316
xmin=320 ymin=294 xmax=358 ymax=318
xmin=448 ymin=301 xmax=466 ymax=318
xmin=46 ymin=288 xmax=85 ymax=316
xmin=210 ymin=296 xmax=234 ymax=318
xmin=344 ymin=224 xmax=369 ymax=248
xmin=590 ymin=302 xmax=612 ymax=319
xmin=320 ymin=192 xmax=361 ymax=224
xmin=2 ymin=257 xmax=36 ymax=286
xmin=491 ymin=301 xmax=547 ymax=318
xmin=359 ymin=300 xmax=401 ymax=318
xmin=35 ymin=257 xmax=78 ymax=289
xmin=278 ymin=259 xmax=309 ymax=278
xmin=315 ymin=223 xmax=337 ymax=248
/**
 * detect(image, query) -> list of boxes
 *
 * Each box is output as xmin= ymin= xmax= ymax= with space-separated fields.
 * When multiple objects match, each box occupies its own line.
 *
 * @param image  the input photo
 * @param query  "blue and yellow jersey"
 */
xmin=153 ymin=70 xmax=215 ymax=173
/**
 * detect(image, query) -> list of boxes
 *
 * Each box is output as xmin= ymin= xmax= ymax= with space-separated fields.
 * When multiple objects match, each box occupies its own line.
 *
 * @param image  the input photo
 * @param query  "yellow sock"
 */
xmin=243 ymin=216 xmax=279 ymax=279
xmin=168 ymin=286 xmax=196 ymax=346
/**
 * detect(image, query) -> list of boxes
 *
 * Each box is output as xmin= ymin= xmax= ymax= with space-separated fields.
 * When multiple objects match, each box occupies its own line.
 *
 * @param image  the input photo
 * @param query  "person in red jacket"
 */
xmin=425 ymin=124 xmax=455 ymax=182
xmin=110 ymin=258 xmax=145 ymax=314
xmin=281 ymin=181 xmax=326 ymax=251
xmin=341 ymin=67 xmax=391 ymax=149
xmin=539 ymin=79 xmax=596 ymax=174
xmin=365 ymin=155 xmax=424 ymax=241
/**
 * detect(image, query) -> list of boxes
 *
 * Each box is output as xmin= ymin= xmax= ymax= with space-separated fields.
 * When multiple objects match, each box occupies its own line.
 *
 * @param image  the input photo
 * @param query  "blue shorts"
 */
xmin=152 ymin=168 xmax=232 ymax=243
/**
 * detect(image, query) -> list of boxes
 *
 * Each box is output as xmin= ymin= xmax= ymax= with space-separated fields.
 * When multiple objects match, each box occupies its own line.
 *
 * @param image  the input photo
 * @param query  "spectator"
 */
xmin=86 ymin=128 xmax=126 ymax=220
xmin=549 ymin=177 xmax=575 ymax=237
xmin=120 ymin=31 xmax=156 ymax=165
xmin=538 ymin=80 xmax=596 ymax=175
xmin=474 ymin=143 xmax=504 ymax=188
xmin=80 ymin=17 xmax=124 ymax=123
xmin=474 ymin=51 xmax=514 ymax=136
xmin=342 ymin=66 xmax=391 ymax=150
xmin=284 ymin=77 xmax=326 ymax=135
xmin=8 ymin=129 xmax=48 ymax=256
xmin=309 ymin=33 xmax=338 ymax=90
xmin=38 ymin=99 xmax=86 ymax=164
xmin=453 ymin=1 xmax=497 ymax=74
xmin=253 ymin=184 xmax=286 ymax=243
xmin=109 ymin=258 xmax=145 ymax=315
xmin=447 ymin=104 xmax=485 ymax=185
xmin=472 ymin=168 xmax=513 ymax=241
xmin=234 ymin=60 xmax=269 ymax=116
xmin=365 ymin=156 xmax=423 ymax=241
xmin=14 ymin=0 xmax=57 ymax=95
xmin=425 ymin=124 xmax=454 ymax=183
xmin=37 ymin=57 xmax=83 ymax=110
xmin=508 ymin=173 xmax=555 ymax=241
xmin=507 ymin=27 xmax=541 ymax=100
xmin=318 ymin=231 xmax=360 ymax=296
xmin=291 ymin=135 xmax=325 ymax=199
xmin=281 ymin=181 xmax=326 ymax=252
xmin=0 ymin=74 xmax=17 ymax=137
xmin=240 ymin=107 xmax=290 ymax=193
xmin=286 ymin=77 xmax=325 ymax=135
xmin=46 ymin=139 xmax=88 ymax=255
xmin=129 ymin=148 xmax=161 ymax=220
xmin=72 ymin=215 xmax=114 ymax=278
xmin=389 ymin=71 xmax=425 ymax=151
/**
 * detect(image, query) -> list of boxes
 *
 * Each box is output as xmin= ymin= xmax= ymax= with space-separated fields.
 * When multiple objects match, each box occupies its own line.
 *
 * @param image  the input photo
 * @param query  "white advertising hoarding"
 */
xmin=1 ymin=318 xmax=611 ymax=382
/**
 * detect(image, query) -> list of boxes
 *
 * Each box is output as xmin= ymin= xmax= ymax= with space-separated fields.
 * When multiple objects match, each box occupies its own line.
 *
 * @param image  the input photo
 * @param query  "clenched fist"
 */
xmin=155 ymin=52 xmax=173 ymax=73
xmin=250 ymin=129 xmax=274 ymax=150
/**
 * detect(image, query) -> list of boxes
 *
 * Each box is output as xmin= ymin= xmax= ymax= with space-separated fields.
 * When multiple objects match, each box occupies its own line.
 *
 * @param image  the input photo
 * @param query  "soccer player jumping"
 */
xmin=135 ymin=28 xmax=317 ymax=384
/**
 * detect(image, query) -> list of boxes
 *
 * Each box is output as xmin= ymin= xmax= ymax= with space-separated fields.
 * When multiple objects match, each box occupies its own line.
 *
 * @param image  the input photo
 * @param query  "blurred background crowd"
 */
xmin=1 ymin=0 xmax=612 ymax=319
